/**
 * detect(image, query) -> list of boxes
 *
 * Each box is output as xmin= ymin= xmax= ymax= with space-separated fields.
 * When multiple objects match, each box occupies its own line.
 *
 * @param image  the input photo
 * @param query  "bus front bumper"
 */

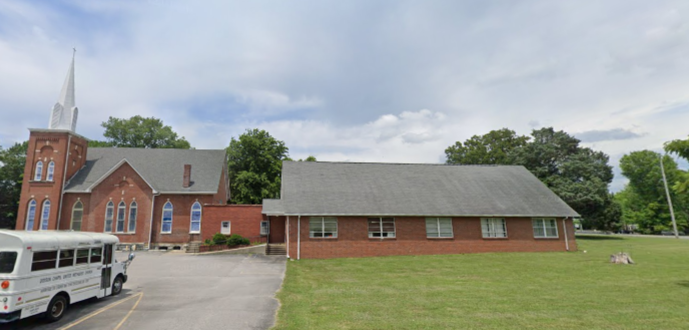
xmin=0 ymin=310 xmax=21 ymax=323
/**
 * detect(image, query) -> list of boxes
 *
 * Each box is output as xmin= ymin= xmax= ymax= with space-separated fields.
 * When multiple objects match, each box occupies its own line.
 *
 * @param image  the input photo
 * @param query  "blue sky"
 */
xmin=1 ymin=0 xmax=689 ymax=192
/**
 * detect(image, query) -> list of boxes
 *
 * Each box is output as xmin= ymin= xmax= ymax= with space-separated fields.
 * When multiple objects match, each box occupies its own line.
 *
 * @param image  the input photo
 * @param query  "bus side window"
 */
xmin=91 ymin=247 xmax=102 ymax=263
xmin=32 ymin=251 xmax=58 ymax=272
xmin=59 ymin=250 xmax=75 ymax=268
xmin=76 ymin=249 xmax=89 ymax=264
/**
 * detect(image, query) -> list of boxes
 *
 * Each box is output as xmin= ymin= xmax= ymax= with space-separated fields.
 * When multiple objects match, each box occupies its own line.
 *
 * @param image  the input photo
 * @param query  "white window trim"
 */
xmin=161 ymin=201 xmax=173 ymax=234
xmin=189 ymin=202 xmax=202 ymax=234
xmin=26 ymin=200 xmax=37 ymax=231
xmin=46 ymin=161 xmax=55 ymax=182
xmin=368 ymin=217 xmax=396 ymax=238
xmin=221 ymin=221 xmax=231 ymax=235
xmin=260 ymin=221 xmax=269 ymax=236
xmin=309 ymin=217 xmax=338 ymax=238
xmin=128 ymin=201 xmax=137 ymax=233
xmin=115 ymin=201 xmax=126 ymax=233
xmin=104 ymin=201 xmax=114 ymax=233
xmin=34 ymin=161 xmax=43 ymax=181
xmin=40 ymin=200 xmax=51 ymax=231
xmin=71 ymin=201 xmax=83 ymax=231
xmin=481 ymin=218 xmax=507 ymax=238
xmin=532 ymin=218 xmax=559 ymax=238
xmin=426 ymin=218 xmax=454 ymax=238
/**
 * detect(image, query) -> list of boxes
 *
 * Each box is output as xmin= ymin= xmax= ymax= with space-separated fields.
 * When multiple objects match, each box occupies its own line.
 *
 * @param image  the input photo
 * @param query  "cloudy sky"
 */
xmin=1 ymin=0 xmax=688 ymax=191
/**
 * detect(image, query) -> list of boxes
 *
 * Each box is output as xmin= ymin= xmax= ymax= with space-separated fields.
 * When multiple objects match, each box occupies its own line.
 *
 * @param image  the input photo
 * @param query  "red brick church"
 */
xmin=14 ymin=55 xmax=265 ymax=250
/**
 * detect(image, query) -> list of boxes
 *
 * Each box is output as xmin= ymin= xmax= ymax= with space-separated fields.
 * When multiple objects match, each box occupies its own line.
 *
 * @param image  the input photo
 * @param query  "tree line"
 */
xmin=1 ymin=115 xmax=687 ymax=234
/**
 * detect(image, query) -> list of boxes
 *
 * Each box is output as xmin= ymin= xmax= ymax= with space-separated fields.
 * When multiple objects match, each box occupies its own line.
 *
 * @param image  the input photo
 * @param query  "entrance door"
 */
xmin=100 ymin=244 xmax=114 ymax=296
xmin=269 ymin=216 xmax=286 ymax=243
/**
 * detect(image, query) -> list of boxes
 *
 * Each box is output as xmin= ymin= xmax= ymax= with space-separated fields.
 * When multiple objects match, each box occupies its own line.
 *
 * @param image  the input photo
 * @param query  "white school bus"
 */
xmin=0 ymin=230 xmax=134 ymax=323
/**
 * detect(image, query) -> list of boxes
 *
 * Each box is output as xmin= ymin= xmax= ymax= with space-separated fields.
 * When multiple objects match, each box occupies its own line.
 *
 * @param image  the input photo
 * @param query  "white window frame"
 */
xmin=260 ymin=221 xmax=269 ymax=236
xmin=26 ymin=199 xmax=37 ymax=231
xmin=128 ymin=201 xmax=137 ymax=233
xmin=309 ymin=217 xmax=338 ymax=238
xmin=161 ymin=201 xmax=173 ymax=234
xmin=34 ymin=161 xmax=43 ymax=181
xmin=426 ymin=218 xmax=453 ymax=238
xmin=532 ymin=218 xmax=559 ymax=238
xmin=116 ymin=201 xmax=126 ymax=233
xmin=71 ymin=201 xmax=83 ymax=231
xmin=46 ymin=161 xmax=55 ymax=181
xmin=40 ymin=200 xmax=51 ymax=230
xmin=104 ymin=201 xmax=114 ymax=233
xmin=368 ymin=217 xmax=396 ymax=238
xmin=221 ymin=221 xmax=231 ymax=235
xmin=189 ymin=202 xmax=202 ymax=234
xmin=481 ymin=218 xmax=507 ymax=238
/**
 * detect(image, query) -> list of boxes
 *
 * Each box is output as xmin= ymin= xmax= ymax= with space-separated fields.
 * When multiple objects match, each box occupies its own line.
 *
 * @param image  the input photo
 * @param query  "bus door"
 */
xmin=100 ymin=244 xmax=114 ymax=296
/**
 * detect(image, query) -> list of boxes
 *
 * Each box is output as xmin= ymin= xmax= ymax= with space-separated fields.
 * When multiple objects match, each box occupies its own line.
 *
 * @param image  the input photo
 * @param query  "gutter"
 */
xmin=286 ymin=216 xmax=290 ymax=259
xmin=297 ymin=215 xmax=301 ymax=260
xmin=56 ymin=135 xmax=72 ymax=230
xmin=148 ymin=193 xmax=158 ymax=250
xmin=563 ymin=217 xmax=570 ymax=251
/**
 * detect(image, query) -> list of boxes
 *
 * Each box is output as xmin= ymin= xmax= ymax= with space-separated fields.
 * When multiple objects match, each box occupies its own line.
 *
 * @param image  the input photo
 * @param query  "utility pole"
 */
xmin=660 ymin=154 xmax=679 ymax=238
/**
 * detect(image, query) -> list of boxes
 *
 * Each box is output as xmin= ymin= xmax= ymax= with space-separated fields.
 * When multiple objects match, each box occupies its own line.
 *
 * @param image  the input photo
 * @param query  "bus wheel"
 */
xmin=45 ymin=295 xmax=68 ymax=322
xmin=112 ymin=276 xmax=123 ymax=296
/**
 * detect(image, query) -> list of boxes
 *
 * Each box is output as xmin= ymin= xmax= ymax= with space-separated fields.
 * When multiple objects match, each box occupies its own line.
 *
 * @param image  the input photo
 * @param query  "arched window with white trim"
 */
xmin=40 ymin=200 xmax=51 ymax=230
xmin=162 ymin=201 xmax=173 ymax=233
xmin=104 ymin=201 xmax=114 ymax=232
xmin=190 ymin=202 xmax=202 ymax=233
xmin=71 ymin=201 xmax=83 ymax=231
xmin=34 ymin=161 xmax=43 ymax=181
xmin=128 ymin=201 xmax=138 ymax=233
xmin=116 ymin=201 xmax=126 ymax=233
xmin=46 ymin=161 xmax=55 ymax=181
xmin=26 ymin=200 xmax=37 ymax=231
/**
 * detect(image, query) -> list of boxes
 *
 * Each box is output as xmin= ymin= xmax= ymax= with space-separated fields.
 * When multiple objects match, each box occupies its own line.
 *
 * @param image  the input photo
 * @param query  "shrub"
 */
xmin=203 ymin=239 xmax=213 ymax=246
xmin=227 ymin=234 xmax=250 ymax=247
xmin=212 ymin=233 xmax=228 ymax=245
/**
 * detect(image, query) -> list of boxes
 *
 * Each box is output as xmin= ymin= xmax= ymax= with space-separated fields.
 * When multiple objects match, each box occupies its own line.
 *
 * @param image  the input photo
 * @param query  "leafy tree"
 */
xmin=88 ymin=140 xmax=114 ymax=147
xmin=226 ymin=129 xmax=289 ymax=204
xmin=445 ymin=127 xmax=616 ymax=228
xmin=303 ymin=156 xmax=317 ymax=162
xmin=665 ymin=135 xmax=689 ymax=160
xmin=98 ymin=116 xmax=191 ymax=149
xmin=619 ymin=150 xmax=688 ymax=233
xmin=445 ymin=128 xmax=529 ymax=165
xmin=0 ymin=142 xmax=28 ymax=228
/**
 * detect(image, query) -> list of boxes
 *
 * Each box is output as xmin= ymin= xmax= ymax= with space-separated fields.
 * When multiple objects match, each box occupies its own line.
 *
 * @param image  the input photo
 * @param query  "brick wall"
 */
xmin=286 ymin=216 xmax=578 ymax=259
xmin=202 ymin=205 xmax=264 ymax=242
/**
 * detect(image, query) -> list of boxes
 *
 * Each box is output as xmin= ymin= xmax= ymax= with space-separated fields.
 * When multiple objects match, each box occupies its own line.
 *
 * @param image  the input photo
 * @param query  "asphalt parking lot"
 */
xmin=7 ymin=251 xmax=286 ymax=330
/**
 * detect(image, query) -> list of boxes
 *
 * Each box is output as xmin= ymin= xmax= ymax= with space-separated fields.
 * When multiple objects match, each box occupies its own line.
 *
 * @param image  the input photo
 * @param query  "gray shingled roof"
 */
xmin=64 ymin=148 xmax=226 ymax=194
xmin=265 ymin=161 xmax=579 ymax=217
xmin=263 ymin=199 xmax=284 ymax=215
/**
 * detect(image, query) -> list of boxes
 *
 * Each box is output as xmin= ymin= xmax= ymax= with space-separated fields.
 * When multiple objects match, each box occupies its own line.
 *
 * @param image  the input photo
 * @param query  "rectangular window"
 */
xmin=533 ymin=218 xmax=559 ymax=238
xmin=90 ymin=247 xmax=102 ymax=264
xmin=31 ymin=250 xmax=58 ymax=272
xmin=0 ymin=252 xmax=18 ymax=274
xmin=481 ymin=218 xmax=507 ymax=238
xmin=260 ymin=221 xmax=269 ymax=236
xmin=426 ymin=218 xmax=453 ymax=238
xmin=309 ymin=217 xmax=338 ymax=238
xmin=58 ymin=250 xmax=75 ymax=268
xmin=368 ymin=217 xmax=396 ymax=238
xmin=76 ymin=249 xmax=89 ymax=265
xmin=221 ymin=221 xmax=231 ymax=235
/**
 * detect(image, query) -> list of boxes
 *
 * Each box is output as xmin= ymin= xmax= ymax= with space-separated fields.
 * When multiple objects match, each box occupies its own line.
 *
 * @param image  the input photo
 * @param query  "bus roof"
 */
xmin=0 ymin=230 xmax=119 ymax=251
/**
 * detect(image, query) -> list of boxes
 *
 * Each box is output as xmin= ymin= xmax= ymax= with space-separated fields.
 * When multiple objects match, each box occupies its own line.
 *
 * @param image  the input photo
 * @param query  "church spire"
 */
xmin=49 ymin=49 xmax=79 ymax=131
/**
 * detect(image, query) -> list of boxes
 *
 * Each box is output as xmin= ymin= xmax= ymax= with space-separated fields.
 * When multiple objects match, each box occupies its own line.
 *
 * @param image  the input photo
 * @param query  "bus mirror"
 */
xmin=128 ymin=252 xmax=136 ymax=262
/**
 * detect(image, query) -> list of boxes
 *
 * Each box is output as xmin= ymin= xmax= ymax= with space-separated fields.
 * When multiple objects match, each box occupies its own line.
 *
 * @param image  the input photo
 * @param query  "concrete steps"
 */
xmin=266 ymin=244 xmax=286 ymax=256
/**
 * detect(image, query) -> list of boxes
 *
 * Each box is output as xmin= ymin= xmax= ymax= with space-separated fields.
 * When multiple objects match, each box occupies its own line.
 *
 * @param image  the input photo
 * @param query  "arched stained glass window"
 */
xmin=128 ymin=201 xmax=137 ymax=233
xmin=116 ymin=201 xmax=126 ymax=233
xmin=190 ymin=202 xmax=202 ymax=233
xmin=161 ymin=202 xmax=173 ymax=233
xmin=34 ymin=161 xmax=43 ymax=181
xmin=40 ymin=200 xmax=51 ymax=230
xmin=104 ymin=201 xmax=114 ymax=232
xmin=26 ymin=200 xmax=37 ymax=231
xmin=71 ymin=201 xmax=83 ymax=231
xmin=46 ymin=161 xmax=55 ymax=181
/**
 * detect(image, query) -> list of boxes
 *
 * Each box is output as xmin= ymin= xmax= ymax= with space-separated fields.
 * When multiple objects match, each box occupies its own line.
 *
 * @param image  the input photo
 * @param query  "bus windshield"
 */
xmin=0 ymin=252 xmax=18 ymax=274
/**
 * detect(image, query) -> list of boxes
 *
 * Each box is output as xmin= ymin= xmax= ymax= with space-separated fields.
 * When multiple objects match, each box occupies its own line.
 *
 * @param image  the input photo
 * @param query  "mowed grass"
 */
xmin=273 ymin=236 xmax=689 ymax=330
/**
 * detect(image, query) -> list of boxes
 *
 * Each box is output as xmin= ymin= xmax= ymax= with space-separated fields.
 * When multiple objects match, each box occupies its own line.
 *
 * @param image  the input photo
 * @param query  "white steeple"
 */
xmin=49 ymin=49 xmax=79 ymax=131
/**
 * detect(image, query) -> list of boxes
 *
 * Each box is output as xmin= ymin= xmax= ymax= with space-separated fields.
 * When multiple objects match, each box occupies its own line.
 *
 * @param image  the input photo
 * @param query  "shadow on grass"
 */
xmin=676 ymin=281 xmax=689 ymax=288
xmin=576 ymin=235 xmax=624 ymax=241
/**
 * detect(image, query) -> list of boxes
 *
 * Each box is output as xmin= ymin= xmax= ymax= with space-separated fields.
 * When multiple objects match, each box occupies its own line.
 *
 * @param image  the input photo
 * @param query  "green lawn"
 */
xmin=273 ymin=236 xmax=689 ymax=330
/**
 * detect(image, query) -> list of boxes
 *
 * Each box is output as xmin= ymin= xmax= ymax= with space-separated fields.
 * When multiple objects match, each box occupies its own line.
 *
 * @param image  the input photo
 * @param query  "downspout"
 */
xmin=56 ymin=135 xmax=72 ymax=230
xmin=297 ymin=215 xmax=301 ymax=260
xmin=286 ymin=216 xmax=290 ymax=258
xmin=563 ymin=217 xmax=570 ymax=251
xmin=148 ymin=194 xmax=157 ymax=250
